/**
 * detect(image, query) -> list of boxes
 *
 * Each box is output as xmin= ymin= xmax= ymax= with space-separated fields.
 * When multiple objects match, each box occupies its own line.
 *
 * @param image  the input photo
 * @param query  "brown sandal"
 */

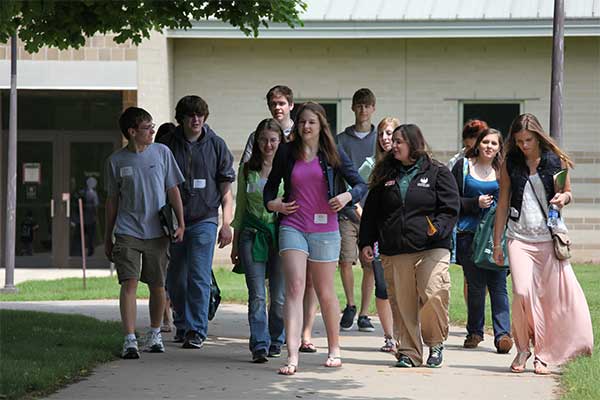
xmin=299 ymin=342 xmax=317 ymax=353
xmin=510 ymin=351 xmax=531 ymax=373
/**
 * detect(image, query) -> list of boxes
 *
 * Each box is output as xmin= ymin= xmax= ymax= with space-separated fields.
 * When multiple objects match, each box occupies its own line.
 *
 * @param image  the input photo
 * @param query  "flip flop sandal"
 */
xmin=324 ymin=356 xmax=342 ymax=368
xmin=299 ymin=342 xmax=317 ymax=353
xmin=278 ymin=363 xmax=298 ymax=376
xmin=534 ymin=357 xmax=551 ymax=375
xmin=510 ymin=351 xmax=531 ymax=373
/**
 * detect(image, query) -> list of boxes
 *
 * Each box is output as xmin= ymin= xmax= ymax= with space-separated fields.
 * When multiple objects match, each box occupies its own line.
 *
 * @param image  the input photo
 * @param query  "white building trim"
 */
xmin=0 ymin=61 xmax=137 ymax=90
xmin=167 ymin=19 xmax=600 ymax=40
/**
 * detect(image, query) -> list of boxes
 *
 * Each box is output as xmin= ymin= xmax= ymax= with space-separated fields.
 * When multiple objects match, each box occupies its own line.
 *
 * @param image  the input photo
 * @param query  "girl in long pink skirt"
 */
xmin=493 ymin=113 xmax=593 ymax=374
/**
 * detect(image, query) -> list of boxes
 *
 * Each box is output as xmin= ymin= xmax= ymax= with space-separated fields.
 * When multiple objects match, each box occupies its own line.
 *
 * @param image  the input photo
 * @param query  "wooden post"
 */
xmin=550 ymin=0 xmax=565 ymax=146
xmin=79 ymin=198 xmax=87 ymax=289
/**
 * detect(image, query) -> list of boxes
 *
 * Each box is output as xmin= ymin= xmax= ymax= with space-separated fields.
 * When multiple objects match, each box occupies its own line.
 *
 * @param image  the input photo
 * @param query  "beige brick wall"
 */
xmin=136 ymin=31 xmax=173 ymax=127
xmin=0 ymin=34 xmax=137 ymax=61
xmin=165 ymin=37 xmax=599 ymax=156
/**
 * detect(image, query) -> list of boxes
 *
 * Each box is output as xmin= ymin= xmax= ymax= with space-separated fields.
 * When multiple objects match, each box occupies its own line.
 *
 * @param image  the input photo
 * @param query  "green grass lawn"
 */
xmin=0 ymin=310 xmax=121 ymax=400
xmin=0 ymin=264 xmax=598 ymax=400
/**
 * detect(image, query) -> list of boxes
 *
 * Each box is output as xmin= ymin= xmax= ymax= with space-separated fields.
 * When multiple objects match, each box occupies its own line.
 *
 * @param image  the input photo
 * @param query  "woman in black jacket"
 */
xmin=359 ymin=124 xmax=459 ymax=368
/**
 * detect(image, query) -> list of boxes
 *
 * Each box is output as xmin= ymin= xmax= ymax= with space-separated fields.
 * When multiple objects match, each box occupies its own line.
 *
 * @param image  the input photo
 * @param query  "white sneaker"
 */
xmin=145 ymin=330 xmax=165 ymax=353
xmin=122 ymin=337 xmax=140 ymax=359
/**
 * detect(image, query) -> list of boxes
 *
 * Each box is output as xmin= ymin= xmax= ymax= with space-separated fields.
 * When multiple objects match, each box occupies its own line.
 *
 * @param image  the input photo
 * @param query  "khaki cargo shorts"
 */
xmin=112 ymin=234 xmax=170 ymax=287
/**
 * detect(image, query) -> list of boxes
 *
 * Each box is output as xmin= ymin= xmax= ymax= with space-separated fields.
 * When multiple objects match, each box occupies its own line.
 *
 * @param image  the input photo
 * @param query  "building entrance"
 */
xmin=15 ymin=132 xmax=119 ymax=268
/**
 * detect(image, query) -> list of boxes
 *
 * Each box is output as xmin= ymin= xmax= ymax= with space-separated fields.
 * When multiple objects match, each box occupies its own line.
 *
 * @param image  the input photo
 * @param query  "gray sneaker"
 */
xmin=121 ymin=337 xmax=140 ymax=359
xmin=145 ymin=330 xmax=165 ymax=353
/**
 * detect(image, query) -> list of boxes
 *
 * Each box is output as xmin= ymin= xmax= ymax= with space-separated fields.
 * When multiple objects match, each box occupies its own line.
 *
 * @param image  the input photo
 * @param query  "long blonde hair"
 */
xmin=505 ymin=113 xmax=574 ymax=168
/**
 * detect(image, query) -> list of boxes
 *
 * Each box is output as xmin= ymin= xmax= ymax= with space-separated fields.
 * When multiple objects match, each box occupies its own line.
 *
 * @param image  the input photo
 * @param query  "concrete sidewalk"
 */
xmin=0 ymin=300 xmax=558 ymax=400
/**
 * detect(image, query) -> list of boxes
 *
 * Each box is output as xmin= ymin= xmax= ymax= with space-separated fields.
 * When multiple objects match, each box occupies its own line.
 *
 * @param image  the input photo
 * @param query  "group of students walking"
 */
xmin=105 ymin=84 xmax=593 ymax=377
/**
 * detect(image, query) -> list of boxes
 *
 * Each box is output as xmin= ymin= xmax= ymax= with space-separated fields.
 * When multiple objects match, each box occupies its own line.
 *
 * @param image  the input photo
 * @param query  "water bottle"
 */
xmin=547 ymin=204 xmax=559 ymax=229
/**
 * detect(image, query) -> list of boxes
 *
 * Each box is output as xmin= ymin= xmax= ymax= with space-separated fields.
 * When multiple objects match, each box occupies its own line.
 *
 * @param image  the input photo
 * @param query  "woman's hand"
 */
xmin=478 ymin=194 xmax=494 ymax=209
xmin=268 ymin=197 xmax=299 ymax=215
xmin=550 ymin=192 xmax=571 ymax=209
xmin=493 ymin=245 xmax=504 ymax=266
xmin=361 ymin=246 xmax=374 ymax=263
xmin=230 ymin=247 xmax=239 ymax=265
xmin=328 ymin=192 xmax=352 ymax=212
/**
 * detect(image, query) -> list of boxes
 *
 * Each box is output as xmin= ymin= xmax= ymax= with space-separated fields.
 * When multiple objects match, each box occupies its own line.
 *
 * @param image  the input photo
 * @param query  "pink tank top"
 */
xmin=280 ymin=157 xmax=339 ymax=233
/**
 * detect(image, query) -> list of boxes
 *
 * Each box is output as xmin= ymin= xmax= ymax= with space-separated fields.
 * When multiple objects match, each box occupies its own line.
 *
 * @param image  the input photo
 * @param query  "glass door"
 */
xmin=15 ymin=139 xmax=56 ymax=267
xmin=65 ymin=135 xmax=119 ymax=268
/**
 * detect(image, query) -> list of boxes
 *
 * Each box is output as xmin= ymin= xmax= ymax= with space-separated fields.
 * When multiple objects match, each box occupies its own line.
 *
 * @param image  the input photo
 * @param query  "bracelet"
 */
xmin=493 ymin=244 xmax=502 ymax=249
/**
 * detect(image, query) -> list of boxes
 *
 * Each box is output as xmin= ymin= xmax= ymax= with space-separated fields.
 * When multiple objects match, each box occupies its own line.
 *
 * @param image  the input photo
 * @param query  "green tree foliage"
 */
xmin=0 ymin=0 xmax=306 ymax=52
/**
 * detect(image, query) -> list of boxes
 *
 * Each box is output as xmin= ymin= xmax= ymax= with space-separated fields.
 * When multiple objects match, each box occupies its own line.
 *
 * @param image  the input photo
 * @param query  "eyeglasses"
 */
xmin=258 ymin=138 xmax=281 ymax=145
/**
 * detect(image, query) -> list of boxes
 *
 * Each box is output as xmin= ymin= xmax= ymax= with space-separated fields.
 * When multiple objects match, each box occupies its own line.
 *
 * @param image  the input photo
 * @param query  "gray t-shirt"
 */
xmin=105 ymin=143 xmax=184 ymax=239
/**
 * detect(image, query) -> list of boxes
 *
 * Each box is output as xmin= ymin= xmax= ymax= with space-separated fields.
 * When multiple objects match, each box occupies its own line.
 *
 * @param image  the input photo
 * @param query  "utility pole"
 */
xmin=550 ymin=0 xmax=564 ymax=146
xmin=2 ymin=33 xmax=18 ymax=293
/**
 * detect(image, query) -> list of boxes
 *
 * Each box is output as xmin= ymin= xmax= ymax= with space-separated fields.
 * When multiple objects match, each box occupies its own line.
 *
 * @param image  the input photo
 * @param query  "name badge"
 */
xmin=193 ymin=179 xmax=206 ymax=189
xmin=120 ymin=166 xmax=133 ymax=177
xmin=314 ymin=214 xmax=328 ymax=224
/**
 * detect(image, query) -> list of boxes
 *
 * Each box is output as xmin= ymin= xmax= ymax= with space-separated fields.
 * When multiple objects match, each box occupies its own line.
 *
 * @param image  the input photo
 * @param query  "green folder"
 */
xmin=554 ymin=169 xmax=568 ymax=191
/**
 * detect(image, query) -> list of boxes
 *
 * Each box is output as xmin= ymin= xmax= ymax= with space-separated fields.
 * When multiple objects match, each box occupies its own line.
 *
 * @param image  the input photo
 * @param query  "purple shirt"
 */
xmin=281 ymin=157 xmax=339 ymax=233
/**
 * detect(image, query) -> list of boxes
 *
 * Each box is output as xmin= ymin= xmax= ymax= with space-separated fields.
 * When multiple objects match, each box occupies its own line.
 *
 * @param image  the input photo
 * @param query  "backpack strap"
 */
xmin=462 ymin=157 xmax=469 ymax=195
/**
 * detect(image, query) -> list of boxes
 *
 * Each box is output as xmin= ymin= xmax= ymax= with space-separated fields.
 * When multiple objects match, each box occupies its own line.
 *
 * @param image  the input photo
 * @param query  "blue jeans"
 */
xmin=167 ymin=221 xmax=217 ymax=339
xmin=239 ymin=229 xmax=285 ymax=353
xmin=456 ymin=232 xmax=511 ymax=342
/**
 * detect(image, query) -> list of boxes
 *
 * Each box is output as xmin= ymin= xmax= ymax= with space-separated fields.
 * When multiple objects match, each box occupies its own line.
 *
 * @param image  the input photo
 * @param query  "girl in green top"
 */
xmin=231 ymin=119 xmax=285 ymax=363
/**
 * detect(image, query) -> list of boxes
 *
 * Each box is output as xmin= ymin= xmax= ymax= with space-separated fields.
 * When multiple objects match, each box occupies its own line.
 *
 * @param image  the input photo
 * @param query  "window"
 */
xmin=462 ymin=102 xmax=521 ymax=138
xmin=291 ymin=101 xmax=339 ymax=134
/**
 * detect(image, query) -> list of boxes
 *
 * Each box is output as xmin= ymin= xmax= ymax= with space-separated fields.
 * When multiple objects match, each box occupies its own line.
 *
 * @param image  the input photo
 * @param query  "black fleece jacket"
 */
xmin=358 ymin=157 xmax=459 ymax=255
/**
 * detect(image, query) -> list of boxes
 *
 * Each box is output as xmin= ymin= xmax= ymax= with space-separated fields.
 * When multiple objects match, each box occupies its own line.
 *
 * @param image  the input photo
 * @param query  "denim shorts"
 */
xmin=279 ymin=225 xmax=341 ymax=263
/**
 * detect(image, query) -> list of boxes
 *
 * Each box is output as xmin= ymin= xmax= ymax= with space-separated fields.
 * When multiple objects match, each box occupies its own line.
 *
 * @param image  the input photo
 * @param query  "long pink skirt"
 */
xmin=507 ymin=239 xmax=593 ymax=365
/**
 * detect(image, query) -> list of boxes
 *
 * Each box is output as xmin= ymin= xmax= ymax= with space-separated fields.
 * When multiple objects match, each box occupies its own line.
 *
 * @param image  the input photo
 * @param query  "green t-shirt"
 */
xmin=397 ymin=157 xmax=423 ymax=201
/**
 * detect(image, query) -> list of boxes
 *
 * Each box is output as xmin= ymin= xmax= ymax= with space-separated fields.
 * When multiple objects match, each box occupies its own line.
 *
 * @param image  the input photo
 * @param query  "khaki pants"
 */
xmin=382 ymin=248 xmax=451 ymax=366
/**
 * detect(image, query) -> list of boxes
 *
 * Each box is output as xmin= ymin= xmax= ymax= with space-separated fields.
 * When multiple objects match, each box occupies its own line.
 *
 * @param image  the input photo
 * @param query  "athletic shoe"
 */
xmin=380 ymin=335 xmax=396 ymax=353
xmin=357 ymin=315 xmax=375 ymax=332
xmin=426 ymin=344 xmax=444 ymax=368
xmin=463 ymin=334 xmax=483 ymax=349
xmin=395 ymin=354 xmax=414 ymax=368
xmin=496 ymin=334 xmax=514 ymax=354
xmin=173 ymin=329 xmax=185 ymax=343
xmin=182 ymin=331 xmax=204 ymax=349
xmin=252 ymin=349 xmax=268 ymax=363
xmin=121 ymin=337 xmax=140 ymax=359
xmin=268 ymin=344 xmax=282 ymax=358
xmin=340 ymin=304 xmax=357 ymax=331
xmin=145 ymin=330 xmax=165 ymax=353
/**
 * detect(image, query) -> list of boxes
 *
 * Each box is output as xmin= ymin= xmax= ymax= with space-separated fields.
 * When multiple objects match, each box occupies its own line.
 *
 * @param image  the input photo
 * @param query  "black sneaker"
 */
xmin=252 ymin=349 xmax=268 ymax=363
xmin=182 ymin=331 xmax=204 ymax=349
xmin=340 ymin=304 xmax=357 ymax=331
xmin=268 ymin=344 xmax=282 ymax=358
xmin=357 ymin=315 xmax=375 ymax=332
xmin=426 ymin=344 xmax=444 ymax=368
xmin=173 ymin=329 xmax=185 ymax=343
xmin=395 ymin=354 xmax=414 ymax=368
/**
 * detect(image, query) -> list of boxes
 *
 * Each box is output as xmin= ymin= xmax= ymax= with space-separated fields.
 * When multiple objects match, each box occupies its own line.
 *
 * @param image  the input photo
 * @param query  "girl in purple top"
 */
xmin=264 ymin=102 xmax=366 ymax=375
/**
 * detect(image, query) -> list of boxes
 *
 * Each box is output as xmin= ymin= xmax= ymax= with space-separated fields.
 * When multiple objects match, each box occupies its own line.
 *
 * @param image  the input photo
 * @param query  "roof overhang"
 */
xmin=0 ymin=60 xmax=137 ymax=90
xmin=167 ymin=19 xmax=600 ymax=39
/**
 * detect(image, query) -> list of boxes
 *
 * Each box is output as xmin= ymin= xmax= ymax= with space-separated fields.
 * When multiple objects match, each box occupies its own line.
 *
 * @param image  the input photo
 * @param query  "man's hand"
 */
xmin=172 ymin=225 xmax=185 ymax=242
xmin=104 ymin=238 xmax=114 ymax=262
xmin=218 ymin=224 xmax=233 ymax=248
